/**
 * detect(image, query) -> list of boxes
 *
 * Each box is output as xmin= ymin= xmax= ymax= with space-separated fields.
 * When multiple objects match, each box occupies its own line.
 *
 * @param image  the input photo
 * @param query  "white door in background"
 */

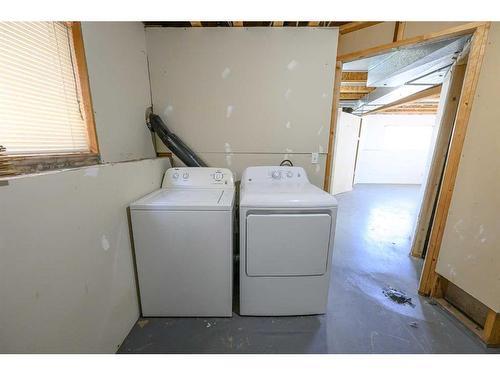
xmin=331 ymin=110 xmax=361 ymax=195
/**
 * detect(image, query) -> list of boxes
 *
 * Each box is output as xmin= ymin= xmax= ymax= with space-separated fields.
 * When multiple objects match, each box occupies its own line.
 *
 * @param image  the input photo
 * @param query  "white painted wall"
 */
xmin=0 ymin=22 xmax=165 ymax=353
xmin=0 ymin=159 xmax=169 ymax=353
xmin=82 ymin=22 xmax=156 ymax=163
xmin=145 ymin=27 xmax=338 ymax=186
xmin=354 ymin=114 xmax=436 ymax=185
xmin=331 ymin=110 xmax=361 ymax=195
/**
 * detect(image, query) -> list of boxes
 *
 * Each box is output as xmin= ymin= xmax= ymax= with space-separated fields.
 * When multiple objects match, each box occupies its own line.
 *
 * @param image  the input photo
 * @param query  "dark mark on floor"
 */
xmin=382 ymin=287 xmax=415 ymax=307
xmin=409 ymin=321 xmax=418 ymax=328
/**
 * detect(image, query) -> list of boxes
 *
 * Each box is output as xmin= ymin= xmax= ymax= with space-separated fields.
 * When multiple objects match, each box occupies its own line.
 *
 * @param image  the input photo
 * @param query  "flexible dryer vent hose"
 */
xmin=147 ymin=113 xmax=207 ymax=167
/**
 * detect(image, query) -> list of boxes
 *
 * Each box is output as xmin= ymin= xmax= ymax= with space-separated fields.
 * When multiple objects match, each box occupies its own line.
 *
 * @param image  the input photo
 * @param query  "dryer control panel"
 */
xmin=162 ymin=167 xmax=234 ymax=188
xmin=241 ymin=166 xmax=309 ymax=186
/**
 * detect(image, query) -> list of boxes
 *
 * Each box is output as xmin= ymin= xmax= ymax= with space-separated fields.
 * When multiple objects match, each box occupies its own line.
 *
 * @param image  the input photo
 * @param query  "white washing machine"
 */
xmin=130 ymin=167 xmax=235 ymax=317
xmin=239 ymin=166 xmax=338 ymax=316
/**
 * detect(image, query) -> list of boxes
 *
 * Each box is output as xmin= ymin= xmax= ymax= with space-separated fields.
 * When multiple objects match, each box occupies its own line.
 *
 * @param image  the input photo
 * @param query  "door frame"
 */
xmin=323 ymin=21 xmax=490 ymax=294
xmin=323 ymin=22 xmax=497 ymax=345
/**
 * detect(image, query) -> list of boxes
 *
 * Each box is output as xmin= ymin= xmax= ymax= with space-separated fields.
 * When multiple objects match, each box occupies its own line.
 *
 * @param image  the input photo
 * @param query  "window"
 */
xmin=0 ymin=22 xmax=98 ymax=175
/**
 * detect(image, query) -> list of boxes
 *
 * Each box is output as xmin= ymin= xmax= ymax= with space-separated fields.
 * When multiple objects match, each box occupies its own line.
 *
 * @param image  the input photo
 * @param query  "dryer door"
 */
xmin=246 ymin=213 xmax=332 ymax=276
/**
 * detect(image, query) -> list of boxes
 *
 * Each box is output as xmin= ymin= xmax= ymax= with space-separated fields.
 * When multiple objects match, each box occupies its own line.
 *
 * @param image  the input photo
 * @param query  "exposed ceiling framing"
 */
xmin=143 ymin=21 xmax=379 ymax=33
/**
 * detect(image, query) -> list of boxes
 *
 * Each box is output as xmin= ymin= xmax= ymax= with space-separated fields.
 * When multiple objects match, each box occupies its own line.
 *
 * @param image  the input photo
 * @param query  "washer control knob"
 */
xmin=271 ymin=170 xmax=281 ymax=180
xmin=183 ymin=172 xmax=189 ymax=179
xmin=172 ymin=172 xmax=179 ymax=179
xmin=286 ymin=171 xmax=293 ymax=178
xmin=214 ymin=172 xmax=223 ymax=181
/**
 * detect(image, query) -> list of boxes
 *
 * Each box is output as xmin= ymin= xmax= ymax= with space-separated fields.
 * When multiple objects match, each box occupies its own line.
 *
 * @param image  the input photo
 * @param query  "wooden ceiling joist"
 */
xmin=232 ymin=21 xmax=244 ymax=27
xmin=340 ymin=85 xmax=375 ymax=94
xmin=340 ymin=93 xmax=367 ymax=100
xmin=367 ymin=85 xmax=442 ymax=115
xmin=272 ymin=21 xmax=284 ymax=27
xmin=308 ymin=21 xmax=320 ymax=26
xmin=190 ymin=21 xmax=202 ymax=27
xmin=341 ymin=71 xmax=368 ymax=83
xmin=339 ymin=22 xmax=383 ymax=35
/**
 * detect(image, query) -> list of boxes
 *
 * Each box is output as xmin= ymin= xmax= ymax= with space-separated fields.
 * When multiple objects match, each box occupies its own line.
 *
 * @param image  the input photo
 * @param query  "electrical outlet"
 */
xmin=311 ymin=152 xmax=319 ymax=164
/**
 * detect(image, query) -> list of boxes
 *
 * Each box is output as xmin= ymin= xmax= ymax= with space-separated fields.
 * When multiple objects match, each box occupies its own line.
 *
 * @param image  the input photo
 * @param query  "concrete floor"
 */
xmin=119 ymin=184 xmax=499 ymax=353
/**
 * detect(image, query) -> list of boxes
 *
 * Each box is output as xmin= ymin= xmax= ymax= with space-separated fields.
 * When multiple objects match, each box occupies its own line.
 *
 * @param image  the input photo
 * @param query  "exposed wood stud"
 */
xmin=190 ymin=21 xmax=202 ymax=27
xmin=323 ymin=61 xmax=343 ymax=192
xmin=339 ymin=21 xmax=383 ymax=35
xmin=411 ymin=63 xmax=466 ymax=257
xmin=272 ymin=21 xmax=284 ymax=27
xmin=233 ymin=21 xmax=244 ymax=27
xmin=308 ymin=21 xmax=320 ymax=27
xmin=483 ymin=310 xmax=500 ymax=346
xmin=393 ymin=21 xmax=406 ymax=42
xmin=419 ymin=24 xmax=490 ymax=296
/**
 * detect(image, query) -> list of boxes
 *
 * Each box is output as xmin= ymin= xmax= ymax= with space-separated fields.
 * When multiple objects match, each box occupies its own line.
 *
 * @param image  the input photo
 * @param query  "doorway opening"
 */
xmin=324 ymin=23 xmax=499 ymax=346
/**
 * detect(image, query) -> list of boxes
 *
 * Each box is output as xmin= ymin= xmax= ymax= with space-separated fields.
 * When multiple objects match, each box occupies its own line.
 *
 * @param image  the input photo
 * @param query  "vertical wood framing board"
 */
xmin=418 ymin=24 xmax=490 ymax=296
xmin=393 ymin=21 xmax=406 ymax=42
xmin=410 ymin=63 xmax=467 ymax=258
xmin=71 ymin=22 xmax=99 ymax=155
xmin=484 ymin=310 xmax=500 ymax=346
xmin=323 ymin=61 xmax=343 ymax=192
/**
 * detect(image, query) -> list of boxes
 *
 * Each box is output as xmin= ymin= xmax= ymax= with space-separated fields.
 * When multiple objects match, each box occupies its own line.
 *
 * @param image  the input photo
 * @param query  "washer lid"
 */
xmin=130 ymin=188 xmax=235 ymax=211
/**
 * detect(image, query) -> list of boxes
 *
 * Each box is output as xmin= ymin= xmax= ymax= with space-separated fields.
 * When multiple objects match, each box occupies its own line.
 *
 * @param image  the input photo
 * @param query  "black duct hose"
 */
xmin=147 ymin=113 xmax=207 ymax=167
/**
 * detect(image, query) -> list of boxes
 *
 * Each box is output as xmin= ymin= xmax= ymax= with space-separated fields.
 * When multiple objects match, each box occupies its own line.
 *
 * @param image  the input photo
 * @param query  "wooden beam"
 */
xmin=418 ymin=24 xmax=490 ymax=296
xmin=308 ymin=21 xmax=320 ymax=27
xmin=341 ymin=71 xmax=368 ymax=83
xmin=367 ymin=85 xmax=442 ymax=115
xmin=340 ymin=85 xmax=374 ymax=94
xmin=232 ymin=21 xmax=244 ymax=27
xmin=393 ymin=21 xmax=406 ymax=42
xmin=339 ymin=22 xmax=383 ymax=35
xmin=411 ymin=63 xmax=466 ymax=258
xmin=190 ymin=21 xmax=202 ymax=27
xmin=272 ymin=21 xmax=284 ymax=27
xmin=338 ymin=22 xmax=488 ymax=62
xmin=323 ymin=61 xmax=343 ymax=192
xmin=71 ymin=22 xmax=99 ymax=155
xmin=340 ymin=93 xmax=367 ymax=100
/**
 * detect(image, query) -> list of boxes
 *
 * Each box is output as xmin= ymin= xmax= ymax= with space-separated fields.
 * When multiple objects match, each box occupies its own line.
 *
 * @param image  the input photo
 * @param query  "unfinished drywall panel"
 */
xmin=436 ymin=23 xmax=500 ymax=312
xmin=0 ymin=158 xmax=169 ymax=353
xmin=146 ymin=27 xmax=337 ymax=154
xmin=354 ymin=115 xmax=436 ymax=185
xmin=171 ymin=153 xmax=326 ymax=188
xmin=337 ymin=22 xmax=395 ymax=57
xmin=82 ymin=22 xmax=155 ymax=163
xmin=404 ymin=22 xmax=468 ymax=39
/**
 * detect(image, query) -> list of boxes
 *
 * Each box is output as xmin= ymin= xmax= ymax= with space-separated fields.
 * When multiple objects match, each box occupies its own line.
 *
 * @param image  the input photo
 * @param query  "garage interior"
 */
xmin=0 ymin=20 xmax=499 ymax=355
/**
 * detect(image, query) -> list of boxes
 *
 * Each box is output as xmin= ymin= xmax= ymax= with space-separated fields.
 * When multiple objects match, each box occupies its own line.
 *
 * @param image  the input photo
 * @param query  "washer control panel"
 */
xmin=162 ymin=167 xmax=234 ymax=188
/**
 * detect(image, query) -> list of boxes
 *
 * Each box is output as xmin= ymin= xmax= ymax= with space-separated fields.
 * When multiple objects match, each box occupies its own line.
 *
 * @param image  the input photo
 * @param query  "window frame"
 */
xmin=3 ymin=21 xmax=100 ymax=175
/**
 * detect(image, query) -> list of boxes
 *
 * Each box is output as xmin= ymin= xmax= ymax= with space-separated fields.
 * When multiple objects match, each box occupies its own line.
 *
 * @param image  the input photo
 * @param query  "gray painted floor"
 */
xmin=119 ymin=184 xmax=499 ymax=353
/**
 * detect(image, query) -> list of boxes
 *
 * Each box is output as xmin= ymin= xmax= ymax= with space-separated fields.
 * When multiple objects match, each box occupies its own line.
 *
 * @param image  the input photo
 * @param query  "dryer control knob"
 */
xmin=286 ymin=171 xmax=293 ymax=178
xmin=172 ymin=172 xmax=179 ymax=179
xmin=183 ymin=173 xmax=189 ymax=179
xmin=271 ymin=170 xmax=281 ymax=180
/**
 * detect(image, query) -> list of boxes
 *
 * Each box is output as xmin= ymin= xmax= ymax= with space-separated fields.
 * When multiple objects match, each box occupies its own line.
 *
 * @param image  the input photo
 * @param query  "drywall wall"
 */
xmin=338 ymin=22 xmax=395 ymax=56
xmin=354 ymin=114 xmax=436 ymax=185
xmin=146 ymin=27 xmax=338 ymax=187
xmin=82 ymin=22 xmax=155 ymax=163
xmin=436 ymin=23 xmax=500 ymax=312
xmin=331 ymin=110 xmax=361 ymax=195
xmin=0 ymin=158 xmax=169 ymax=353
